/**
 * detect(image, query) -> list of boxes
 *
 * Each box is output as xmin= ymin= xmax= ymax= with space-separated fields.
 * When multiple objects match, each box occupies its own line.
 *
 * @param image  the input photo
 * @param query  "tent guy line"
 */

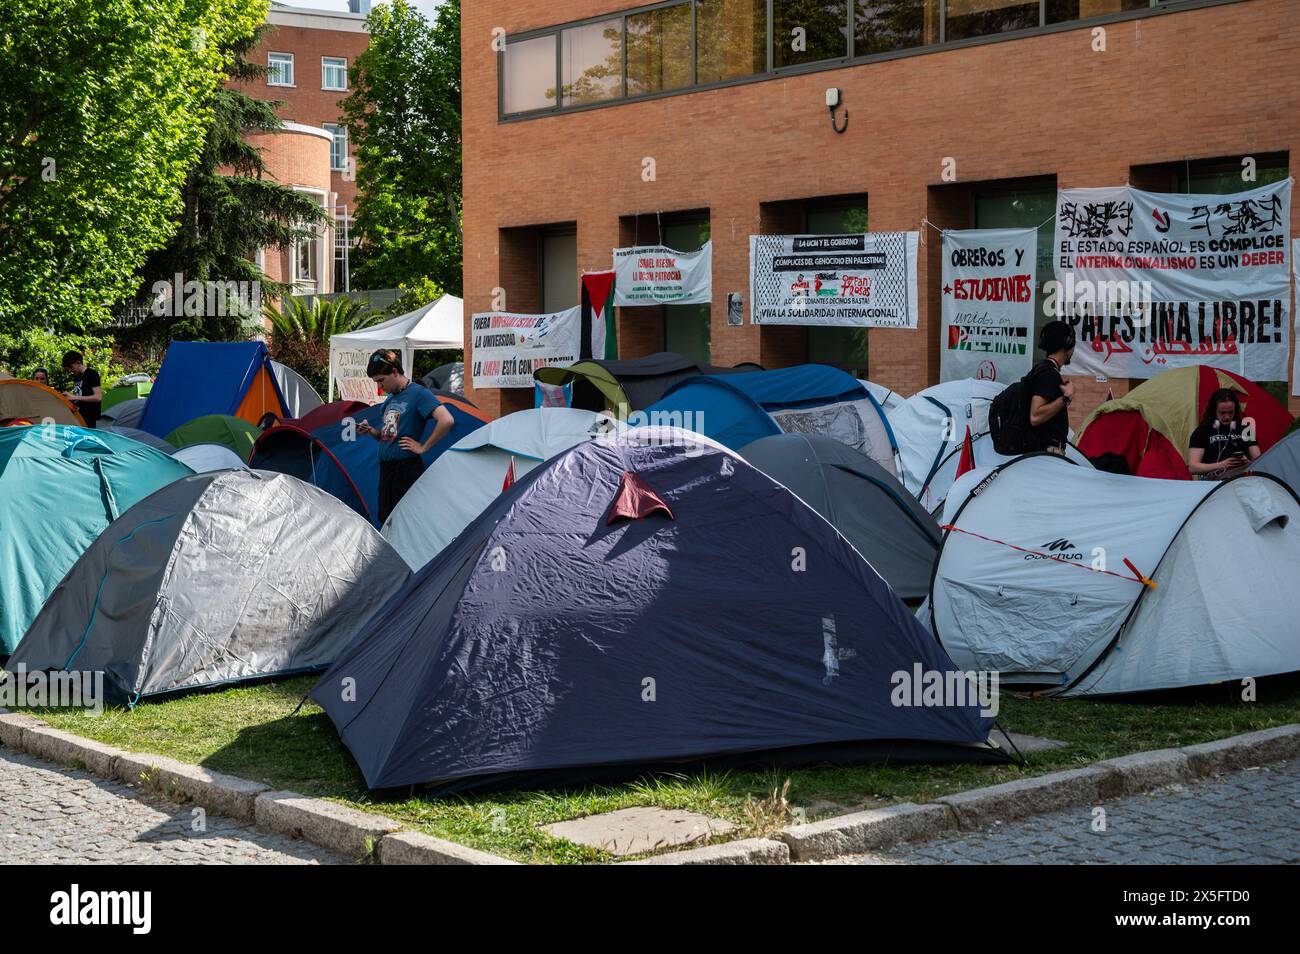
xmin=938 ymin=523 xmax=1158 ymax=588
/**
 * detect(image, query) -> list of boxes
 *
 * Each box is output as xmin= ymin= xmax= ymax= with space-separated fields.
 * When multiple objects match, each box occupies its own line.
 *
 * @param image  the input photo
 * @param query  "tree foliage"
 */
xmin=264 ymin=295 xmax=384 ymax=397
xmin=342 ymin=0 xmax=462 ymax=295
xmin=0 ymin=0 xmax=268 ymax=334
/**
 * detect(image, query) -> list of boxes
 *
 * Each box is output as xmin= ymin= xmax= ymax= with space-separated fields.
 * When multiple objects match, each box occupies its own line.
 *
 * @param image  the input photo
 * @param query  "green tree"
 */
xmin=342 ymin=0 xmax=462 ymax=295
xmin=0 ymin=0 xmax=267 ymax=334
xmin=128 ymin=24 xmax=332 ymax=348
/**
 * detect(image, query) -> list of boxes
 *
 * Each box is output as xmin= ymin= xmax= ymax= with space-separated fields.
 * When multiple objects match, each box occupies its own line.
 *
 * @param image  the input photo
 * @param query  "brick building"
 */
xmin=231 ymin=1 xmax=371 ymax=295
xmin=462 ymin=0 xmax=1300 ymax=424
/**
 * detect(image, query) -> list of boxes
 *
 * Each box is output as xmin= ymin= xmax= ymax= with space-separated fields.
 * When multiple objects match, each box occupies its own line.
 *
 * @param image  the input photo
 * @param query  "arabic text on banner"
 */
xmin=470 ymin=306 xmax=581 ymax=389
xmin=612 ymin=242 xmax=712 ymax=306
xmin=940 ymin=228 xmax=1037 ymax=384
xmin=749 ymin=232 xmax=919 ymax=328
xmin=1054 ymin=179 xmax=1291 ymax=381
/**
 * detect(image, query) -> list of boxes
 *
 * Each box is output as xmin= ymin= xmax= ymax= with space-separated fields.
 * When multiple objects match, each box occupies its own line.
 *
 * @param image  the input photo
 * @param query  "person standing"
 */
xmin=1188 ymin=388 xmax=1261 ymax=479
xmin=1026 ymin=321 xmax=1077 ymax=455
xmin=61 ymin=351 xmax=102 ymax=428
xmin=355 ymin=349 xmax=454 ymax=523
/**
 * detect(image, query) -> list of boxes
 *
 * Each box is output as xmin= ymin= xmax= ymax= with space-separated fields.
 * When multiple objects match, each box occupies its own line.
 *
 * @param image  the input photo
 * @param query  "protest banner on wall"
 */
xmin=749 ymin=232 xmax=919 ymax=327
xmin=470 ymin=307 xmax=581 ymax=389
xmin=1053 ymin=179 xmax=1291 ymax=382
xmin=612 ymin=242 xmax=711 ymax=306
xmin=940 ymin=228 xmax=1037 ymax=383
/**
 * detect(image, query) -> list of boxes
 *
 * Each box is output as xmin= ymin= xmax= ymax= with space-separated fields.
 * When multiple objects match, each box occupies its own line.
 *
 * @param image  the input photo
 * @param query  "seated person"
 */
xmin=1188 ymin=388 xmax=1261 ymax=478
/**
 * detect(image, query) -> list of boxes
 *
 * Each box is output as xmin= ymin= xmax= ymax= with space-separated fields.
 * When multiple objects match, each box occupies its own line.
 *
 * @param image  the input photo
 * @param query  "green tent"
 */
xmin=165 ymin=414 xmax=262 ymax=460
xmin=0 ymin=426 xmax=193 ymax=656
xmin=102 ymin=381 xmax=152 ymax=411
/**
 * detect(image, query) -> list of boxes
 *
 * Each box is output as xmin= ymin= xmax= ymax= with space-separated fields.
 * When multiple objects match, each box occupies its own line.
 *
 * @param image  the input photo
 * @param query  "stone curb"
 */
xmin=3 ymin=710 xmax=1297 ymax=865
xmin=623 ymin=837 xmax=790 ymax=865
xmin=777 ymin=803 xmax=952 ymax=863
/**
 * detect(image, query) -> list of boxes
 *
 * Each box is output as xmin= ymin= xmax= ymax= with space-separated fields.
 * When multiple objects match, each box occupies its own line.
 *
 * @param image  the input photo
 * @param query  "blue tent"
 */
xmin=311 ymin=430 xmax=1002 ymax=791
xmin=251 ymin=398 xmax=487 ymax=526
xmin=139 ymin=341 xmax=288 ymax=438
xmin=646 ymin=365 xmax=898 ymax=468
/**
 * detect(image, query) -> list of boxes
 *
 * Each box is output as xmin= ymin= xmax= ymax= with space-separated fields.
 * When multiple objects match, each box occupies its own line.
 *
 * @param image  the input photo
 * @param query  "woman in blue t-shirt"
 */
xmin=356 ymin=349 xmax=454 ymax=522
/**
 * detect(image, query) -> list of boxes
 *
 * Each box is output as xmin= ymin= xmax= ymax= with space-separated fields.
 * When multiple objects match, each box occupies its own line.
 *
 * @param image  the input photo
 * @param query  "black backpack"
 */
xmin=989 ymin=361 xmax=1052 ymax=455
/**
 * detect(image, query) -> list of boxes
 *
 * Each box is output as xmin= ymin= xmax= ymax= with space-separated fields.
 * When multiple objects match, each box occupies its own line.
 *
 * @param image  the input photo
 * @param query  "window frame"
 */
xmin=498 ymin=0 xmax=1240 ymax=122
xmin=323 ymin=123 xmax=349 ymax=172
xmin=267 ymin=52 xmax=295 ymax=88
xmin=321 ymin=56 xmax=348 ymax=92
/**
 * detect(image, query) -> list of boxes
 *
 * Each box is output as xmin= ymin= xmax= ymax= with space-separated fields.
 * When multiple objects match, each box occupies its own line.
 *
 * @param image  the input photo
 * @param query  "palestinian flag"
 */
xmin=581 ymin=271 xmax=618 ymax=360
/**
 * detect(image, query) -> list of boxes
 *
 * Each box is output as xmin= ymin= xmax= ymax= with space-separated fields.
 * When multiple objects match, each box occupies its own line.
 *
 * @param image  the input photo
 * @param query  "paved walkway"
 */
xmin=0 ymin=748 xmax=346 ymax=864
xmin=823 ymin=759 xmax=1300 ymax=864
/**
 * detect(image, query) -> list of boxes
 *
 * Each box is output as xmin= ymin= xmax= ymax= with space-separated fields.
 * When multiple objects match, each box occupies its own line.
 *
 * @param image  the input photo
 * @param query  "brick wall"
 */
xmin=463 ymin=0 xmax=1300 ymax=421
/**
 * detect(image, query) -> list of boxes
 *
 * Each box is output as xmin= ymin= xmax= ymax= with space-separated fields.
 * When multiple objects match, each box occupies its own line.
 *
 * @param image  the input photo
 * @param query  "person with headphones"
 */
xmin=355 ymin=349 xmax=454 ymax=522
xmin=1188 ymin=388 xmax=1261 ymax=479
xmin=1026 ymin=320 xmax=1077 ymax=455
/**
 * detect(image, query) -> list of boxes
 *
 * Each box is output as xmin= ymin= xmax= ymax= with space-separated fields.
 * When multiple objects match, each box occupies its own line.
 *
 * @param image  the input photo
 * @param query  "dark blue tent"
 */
xmin=311 ymin=430 xmax=1002 ymax=791
xmin=139 ymin=341 xmax=287 ymax=438
xmin=251 ymin=398 xmax=487 ymax=526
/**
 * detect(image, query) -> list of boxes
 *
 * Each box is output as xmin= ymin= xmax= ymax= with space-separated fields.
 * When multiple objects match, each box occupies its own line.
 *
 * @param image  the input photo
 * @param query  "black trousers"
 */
xmin=378 ymin=456 xmax=424 ymax=525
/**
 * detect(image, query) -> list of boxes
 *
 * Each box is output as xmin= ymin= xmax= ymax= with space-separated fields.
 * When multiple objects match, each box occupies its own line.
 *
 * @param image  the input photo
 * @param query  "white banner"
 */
xmin=1054 ymin=179 xmax=1291 ymax=381
xmin=749 ymin=232 xmax=919 ymax=327
xmin=470 ymin=306 xmax=581 ymax=389
xmin=332 ymin=349 xmax=382 ymax=405
xmin=1293 ymin=238 xmax=1300 ymax=396
xmin=940 ymin=228 xmax=1037 ymax=384
xmin=612 ymin=242 xmax=711 ymax=306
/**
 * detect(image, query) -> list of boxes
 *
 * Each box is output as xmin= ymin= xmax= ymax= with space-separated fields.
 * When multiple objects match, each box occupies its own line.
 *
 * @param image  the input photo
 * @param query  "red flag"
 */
xmin=1105 ymin=386 xmax=1115 ymax=402
xmin=502 ymin=456 xmax=515 ymax=491
xmin=955 ymin=426 xmax=976 ymax=479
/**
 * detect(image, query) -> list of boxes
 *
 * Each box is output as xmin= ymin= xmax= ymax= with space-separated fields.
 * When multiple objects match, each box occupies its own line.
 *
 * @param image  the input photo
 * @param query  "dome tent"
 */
xmin=165 ymin=414 xmax=262 ymax=459
xmin=97 ymin=397 xmax=147 ymax=430
xmin=311 ymin=427 xmax=1003 ymax=792
xmin=171 ymin=442 xmax=249 ymax=473
xmin=922 ymin=429 xmax=1092 ymax=516
xmin=887 ymin=378 xmax=1005 ymax=502
xmin=9 ymin=470 xmax=411 ymax=705
xmin=138 ymin=341 xmax=287 ymax=438
xmin=0 ymin=379 xmax=84 ymax=426
xmin=740 ymin=433 xmax=940 ymax=599
xmin=930 ymin=454 xmax=1300 ymax=696
xmin=270 ymin=360 xmax=324 ymax=419
xmin=97 ymin=426 xmax=176 ymax=455
xmin=1077 ymin=365 xmax=1292 ymax=479
xmin=382 ymin=407 xmax=622 ymax=570
xmin=1239 ymin=428 xmax=1300 ymax=489
xmin=0 ymin=426 xmax=192 ymax=657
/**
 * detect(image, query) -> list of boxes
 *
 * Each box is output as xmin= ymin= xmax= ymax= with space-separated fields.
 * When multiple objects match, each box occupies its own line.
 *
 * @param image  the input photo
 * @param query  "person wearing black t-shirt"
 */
xmin=1027 ymin=321 xmax=1077 ymax=454
xmin=61 ymin=351 xmax=102 ymax=429
xmin=1188 ymin=388 xmax=1260 ymax=479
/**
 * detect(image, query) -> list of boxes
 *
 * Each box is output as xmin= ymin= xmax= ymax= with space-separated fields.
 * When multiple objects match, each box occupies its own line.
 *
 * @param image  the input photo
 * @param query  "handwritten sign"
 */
xmin=941 ymin=228 xmax=1037 ymax=383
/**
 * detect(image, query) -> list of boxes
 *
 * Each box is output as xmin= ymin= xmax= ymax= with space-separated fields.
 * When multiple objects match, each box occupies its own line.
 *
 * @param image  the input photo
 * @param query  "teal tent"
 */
xmin=0 ymin=426 xmax=193 ymax=657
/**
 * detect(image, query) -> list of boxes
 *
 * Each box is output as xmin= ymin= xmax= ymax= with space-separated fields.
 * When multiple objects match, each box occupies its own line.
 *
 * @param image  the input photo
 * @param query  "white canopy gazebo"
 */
xmin=327 ymin=294 xmax=464 ymax=403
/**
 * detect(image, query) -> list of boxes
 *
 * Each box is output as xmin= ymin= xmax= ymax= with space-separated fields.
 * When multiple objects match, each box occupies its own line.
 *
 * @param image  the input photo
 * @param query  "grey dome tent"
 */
xmin=740 ymin=433 xmax=940 ymax=599
xmin=311 ymin=426 xmax=1003 ymax=792
xmin=1233 ymin=428 xmax=1300 ymax=489
xmin=9 ymin=470 xmax=411 ymax=705
xmin=930 ymin=454 xmax=1300 ymax=696
xmin=97 ymin=425 xmax=177 ymax=455
xmin=96 ymin=397 xmax=147 ymax=430
xmin=270 ymin=360 xmax=324 ymax=419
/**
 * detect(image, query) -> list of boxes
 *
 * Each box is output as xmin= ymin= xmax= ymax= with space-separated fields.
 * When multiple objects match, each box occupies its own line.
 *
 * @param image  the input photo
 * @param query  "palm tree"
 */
xmin=264 ymin=296 xmax=385 ymax=396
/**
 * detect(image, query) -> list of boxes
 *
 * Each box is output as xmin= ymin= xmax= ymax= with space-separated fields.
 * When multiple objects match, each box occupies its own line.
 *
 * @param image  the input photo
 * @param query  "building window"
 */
xmin=627 ymin=4 xmax=693 ymax=97
xmin=855 ymin=0 xmax=938 ymax=56
xmin=322 ymin=56 xmax=348 ymax=91
xmin=1046 ymin=0 xmax=1150 ymax=25
xmin=541 ymin=230 xmax=579 ymax=312
xmin=773 ymin=1 xmax=849 ymax=69
xmin=974 ymin=185 xmax=1058 ymax=346
xmin=504 ymin=34 xmax=558 ymax=114
xmin=560 ymin=18 xmax=623 ymax=106
xmin=295 ymin=235 xmax=320 ymax=292
xmin=268 ymin=52 xmax=294 ymax=87
xmin=323 ymin=123 xmax=348 ymax=172
xmin=945 ymin=0 xmax=1040 ymax=42
xmin=695 ymin=0 xmax=768 ymax=84
xmin=334 ymin=213 xmax=353 ymax=293
xmin=662 ymin=216 xmax=712 ymax=366
xmin=1177 ymin=154 xmax=1289 ymax=194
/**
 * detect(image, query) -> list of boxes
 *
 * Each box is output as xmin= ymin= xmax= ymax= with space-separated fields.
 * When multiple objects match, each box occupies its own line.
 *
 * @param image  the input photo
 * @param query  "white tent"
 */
xmin=858 ymin=379 xmax=904 ymax=413
xmin=382 ymin=408 xmax=622 ymax=570
xmin=922 ymin=430 xmax=1091 ymax=516
xmin=930 ymin=454 xmax=1300 ymax=696
xmin=888 ymin=379 xmax=1005 ymax=500
xmin=327 ymin=295 xmax=464 ymax=403
xmin=172 ymin=442 xmax=250 ymax=473
xmin=270 ymin=360 xmax=323 ymax=419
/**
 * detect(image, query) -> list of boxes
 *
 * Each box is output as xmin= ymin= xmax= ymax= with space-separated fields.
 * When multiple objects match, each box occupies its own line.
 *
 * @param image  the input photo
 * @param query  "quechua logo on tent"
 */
xmin=1025 ymin=538 xmax=1084 ymax=561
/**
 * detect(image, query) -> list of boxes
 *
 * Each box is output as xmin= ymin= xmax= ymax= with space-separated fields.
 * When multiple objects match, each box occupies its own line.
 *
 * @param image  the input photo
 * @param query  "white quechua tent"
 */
xmin=328 ymin=294 xmax=464 ymax=402
xmin=888 ymin=379 xmax=1005 ymax=505
xmin=923 ymin=429 xmax=1092 ymax=516
xmin=930 ymin=454 xmax=1300 ymax=696
xmin=382 ymin=407 xmax=622 ymax=570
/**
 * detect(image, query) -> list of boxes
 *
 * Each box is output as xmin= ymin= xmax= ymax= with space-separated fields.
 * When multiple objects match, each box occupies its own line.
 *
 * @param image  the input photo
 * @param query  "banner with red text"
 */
xmin=940 ymin=228 xmax=1037 ymax=384
xmin=470 ymin=306 xmax=581 ymax=389
xmin=1054 ymin=179 xmax=1291 ymax=381
xmin=612 ymin=242 xmax=711 ymax=306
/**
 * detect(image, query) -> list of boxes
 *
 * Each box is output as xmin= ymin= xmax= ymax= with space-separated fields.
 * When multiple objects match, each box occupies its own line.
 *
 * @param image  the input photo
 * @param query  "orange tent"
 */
xmin=0 ymin=379 xmax=85 ymax=426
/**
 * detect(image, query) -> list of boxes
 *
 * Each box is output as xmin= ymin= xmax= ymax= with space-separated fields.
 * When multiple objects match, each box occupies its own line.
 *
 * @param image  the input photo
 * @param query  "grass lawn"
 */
xmin=21 ymin=673 xmax=1300 ymax=864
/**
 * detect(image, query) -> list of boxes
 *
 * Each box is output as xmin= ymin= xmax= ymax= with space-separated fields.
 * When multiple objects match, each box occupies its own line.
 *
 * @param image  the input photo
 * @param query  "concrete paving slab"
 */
xmin=543 ymin=806 xmax=735 ymax=857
